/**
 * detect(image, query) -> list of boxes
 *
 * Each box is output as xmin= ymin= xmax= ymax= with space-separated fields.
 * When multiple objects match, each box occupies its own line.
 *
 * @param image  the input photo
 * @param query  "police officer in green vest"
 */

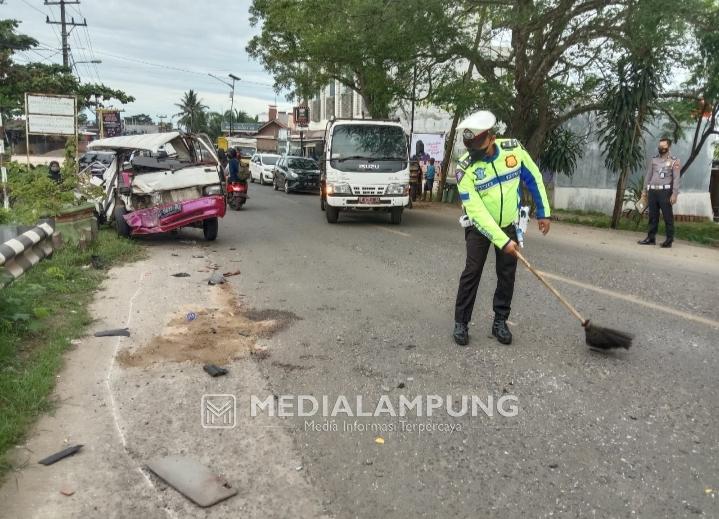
xmin=453 ymin=111 xmax=552 ymax=346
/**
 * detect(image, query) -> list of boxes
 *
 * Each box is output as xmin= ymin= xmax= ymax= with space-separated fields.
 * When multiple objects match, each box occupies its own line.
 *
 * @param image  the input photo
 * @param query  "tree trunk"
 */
xmin=436 ymin=23 xmax=484 ymax=200
xmin=611 ymin=165 xmax=630 ymax=228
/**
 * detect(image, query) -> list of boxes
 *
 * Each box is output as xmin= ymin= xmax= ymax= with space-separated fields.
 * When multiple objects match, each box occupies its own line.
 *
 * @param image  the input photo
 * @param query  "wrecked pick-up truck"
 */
xmin=87 ymin=132 xmax=226 ymax=240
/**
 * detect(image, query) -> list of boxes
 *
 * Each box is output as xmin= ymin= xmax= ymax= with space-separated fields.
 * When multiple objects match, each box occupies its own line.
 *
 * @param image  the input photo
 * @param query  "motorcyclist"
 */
xmin=227 ymin=148 xmax=240 ymax=182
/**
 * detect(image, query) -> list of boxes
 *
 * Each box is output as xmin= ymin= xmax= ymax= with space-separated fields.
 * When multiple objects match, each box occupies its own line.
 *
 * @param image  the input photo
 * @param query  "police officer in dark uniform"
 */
xmin=452 ymin=111 xmax=552 ymax=346
xmin=638 ymin=137 xmax=681 ymax=248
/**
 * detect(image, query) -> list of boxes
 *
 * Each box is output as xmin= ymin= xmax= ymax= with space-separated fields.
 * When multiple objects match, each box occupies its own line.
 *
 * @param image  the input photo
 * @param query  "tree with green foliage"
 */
xmin=174 ymin=90 xmax=207 ymax=133
xmin=224 ymin=109 xmax=254 ymax=124
xmin=125 ymin=114 xmax=154 ymax=126
xmin=206 ymin=111 xmax=224 ymax=140
xmin=660 ymin=0 xmax=719 ymax=176
xmin=247 ymin=0 xmax=447 ymax=119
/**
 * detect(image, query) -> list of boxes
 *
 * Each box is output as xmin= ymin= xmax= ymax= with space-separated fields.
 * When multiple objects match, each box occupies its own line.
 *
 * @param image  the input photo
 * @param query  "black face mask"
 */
xmin=658 ymin=147 xmax=669 ymax=155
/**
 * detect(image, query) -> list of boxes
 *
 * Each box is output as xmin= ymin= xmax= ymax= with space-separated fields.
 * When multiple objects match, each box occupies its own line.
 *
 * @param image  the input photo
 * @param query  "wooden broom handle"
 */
xmin=515 ymin=251 xmax=587 ymax=326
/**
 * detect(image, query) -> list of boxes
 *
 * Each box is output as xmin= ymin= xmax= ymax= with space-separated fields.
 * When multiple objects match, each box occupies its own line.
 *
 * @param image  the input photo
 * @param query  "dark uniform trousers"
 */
xmin=454 ymin=225 xmax=518 ymax=324
xmin=647 ymin=189 xmax=674 ymax=240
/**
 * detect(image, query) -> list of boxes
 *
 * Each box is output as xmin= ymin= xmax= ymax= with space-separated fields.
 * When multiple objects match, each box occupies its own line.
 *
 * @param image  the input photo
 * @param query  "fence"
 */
xmin=0 ymin=221 xmax=55 ymax=287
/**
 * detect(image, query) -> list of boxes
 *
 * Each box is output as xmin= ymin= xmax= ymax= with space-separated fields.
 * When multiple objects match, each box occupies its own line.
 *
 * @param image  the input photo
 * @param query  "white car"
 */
xmin=250 ymin=153 xmax=280 ymax=185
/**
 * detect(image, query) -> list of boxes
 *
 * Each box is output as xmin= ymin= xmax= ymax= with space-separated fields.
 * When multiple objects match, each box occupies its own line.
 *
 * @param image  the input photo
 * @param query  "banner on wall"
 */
xmin=410 ymin=133 xmax=445 ymax=163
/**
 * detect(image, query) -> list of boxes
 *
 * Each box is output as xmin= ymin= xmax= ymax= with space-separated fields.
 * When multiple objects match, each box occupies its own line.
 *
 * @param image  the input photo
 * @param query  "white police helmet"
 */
xmin=457 ymin=110 xmax=497 ymax=142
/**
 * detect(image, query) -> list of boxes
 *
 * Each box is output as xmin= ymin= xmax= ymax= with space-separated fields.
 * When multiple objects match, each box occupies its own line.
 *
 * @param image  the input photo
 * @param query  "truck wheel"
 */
xmin=390 ymin=207 xmax=402 ymax=225
xmin=114 ymin=205 xmax=131 ymax=237
xmin=203 ymin=218 xmax=219 ymax=241
xmin=326 ymin=205 xmax=339 ymax=224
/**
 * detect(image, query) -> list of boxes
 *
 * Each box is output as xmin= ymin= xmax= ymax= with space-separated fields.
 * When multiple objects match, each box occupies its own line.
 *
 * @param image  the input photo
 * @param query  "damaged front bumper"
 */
xmin=123 ymin=195 xmax=226 ymax=235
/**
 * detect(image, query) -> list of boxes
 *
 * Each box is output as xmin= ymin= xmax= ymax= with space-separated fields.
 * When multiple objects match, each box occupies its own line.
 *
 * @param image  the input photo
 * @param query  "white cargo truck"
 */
xmin=320 ymin=118 xmax=409 ymax=224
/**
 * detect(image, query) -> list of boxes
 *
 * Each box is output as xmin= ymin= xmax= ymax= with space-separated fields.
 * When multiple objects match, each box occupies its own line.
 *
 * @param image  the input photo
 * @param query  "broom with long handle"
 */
xmin=515 ymin=251 xmax=633 ymax=350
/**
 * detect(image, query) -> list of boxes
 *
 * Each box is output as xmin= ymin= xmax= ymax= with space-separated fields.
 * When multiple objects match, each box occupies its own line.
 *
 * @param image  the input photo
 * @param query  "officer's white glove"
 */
xmin=459 ymin=214 xmax=472 ymax=228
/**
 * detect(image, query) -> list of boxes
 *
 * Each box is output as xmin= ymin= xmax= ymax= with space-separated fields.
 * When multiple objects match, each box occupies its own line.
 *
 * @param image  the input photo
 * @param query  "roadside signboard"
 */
xmin=294 ymin=106 xmax=310 ymax=127
xmin=25 ymin=94 xmax=77 ymax=136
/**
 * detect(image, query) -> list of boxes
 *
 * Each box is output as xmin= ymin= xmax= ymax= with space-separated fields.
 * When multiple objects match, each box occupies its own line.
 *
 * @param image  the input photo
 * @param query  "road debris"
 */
xmin=59 ymin=486 xmax=75 ymax=496
xmin=374 ymin=437 xmax=385 ymax=445
xmin=208 ymin=272 xmax=226 ymax=285
xmin=146 ymin=455 xmax=237 ymax=508
xmin=186 ymin=312 xmax=197 ymax=322
xmin=397 ymin=382 xmax=406 ymax=389
xmin=223 ymin=270 xmax=241 ymax=277
xmin=203 ymin=364 xmax=228 ymax=377
xmin=172 ymin=272 xmax=191 ymax=278
xmin=38 ymin=444 xmax=83 ymax=465
xmin=94 ymin=328 xmax=130 ymax=337
xmin=118 ymin=286 xmax=297 ymax=367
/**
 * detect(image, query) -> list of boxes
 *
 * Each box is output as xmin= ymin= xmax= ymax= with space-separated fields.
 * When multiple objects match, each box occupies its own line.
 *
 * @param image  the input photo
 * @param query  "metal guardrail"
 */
xmin=0 ymin=221 xmax=55 ymax=287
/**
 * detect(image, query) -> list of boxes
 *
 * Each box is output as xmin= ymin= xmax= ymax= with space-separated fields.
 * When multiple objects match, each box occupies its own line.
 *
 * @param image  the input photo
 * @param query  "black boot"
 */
xmin=491 ymin=318 xmax=512 ymax=345
xmin=660 ymin=239 xmax=673 ymax=248
xmin=638 ymin=237 xmax=656 ymax=245
xmin=453 ymin=322 xmax=469 ymax=346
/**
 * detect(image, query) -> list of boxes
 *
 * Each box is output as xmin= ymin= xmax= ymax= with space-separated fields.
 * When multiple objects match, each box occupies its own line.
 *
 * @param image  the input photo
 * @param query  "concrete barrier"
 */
xmin=0 ymin=220 xmax=55 ymax=287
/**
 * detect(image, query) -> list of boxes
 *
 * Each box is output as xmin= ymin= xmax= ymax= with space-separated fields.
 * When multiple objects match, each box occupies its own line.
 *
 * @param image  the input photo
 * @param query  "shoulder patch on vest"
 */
xmin=458 ymin=156 xmax=472 ymax=169
xmin=505 ymin=155 xmax=518 ymax=168
xmin=455 ymin=169 xmax=465 ymax=184
xmin=500 ymin=139 xmax=519 ymax=150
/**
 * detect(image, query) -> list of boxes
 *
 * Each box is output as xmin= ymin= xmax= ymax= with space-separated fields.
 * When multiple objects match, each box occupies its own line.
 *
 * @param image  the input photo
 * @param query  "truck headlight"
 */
xmin=385 ymin=183 xmax=409 ymax=195
xmin=204 ymin=185 xmax=223 ymax=196
xmin=327 ymin=182 xmax=352 ymax=195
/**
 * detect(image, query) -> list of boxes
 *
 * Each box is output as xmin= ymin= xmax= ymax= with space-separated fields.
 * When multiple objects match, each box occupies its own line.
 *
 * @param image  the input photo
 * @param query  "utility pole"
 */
xmin=209 ymin=73 xmax=240 ymax=136
xmin=45 ymin=0 xmax=86 ymax=69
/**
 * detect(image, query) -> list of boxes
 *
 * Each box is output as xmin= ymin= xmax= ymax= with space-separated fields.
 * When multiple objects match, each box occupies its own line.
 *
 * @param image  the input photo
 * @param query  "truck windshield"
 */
xmin=331 ymin=125 xmax=406 ymax=161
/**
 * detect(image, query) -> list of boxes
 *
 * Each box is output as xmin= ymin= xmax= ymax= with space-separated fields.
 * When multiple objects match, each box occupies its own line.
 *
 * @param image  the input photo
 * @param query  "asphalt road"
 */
xmin=3 ymin=183 xmax=717 ymax=519
xmin=210 ymin=184 xmax=718 ymax=518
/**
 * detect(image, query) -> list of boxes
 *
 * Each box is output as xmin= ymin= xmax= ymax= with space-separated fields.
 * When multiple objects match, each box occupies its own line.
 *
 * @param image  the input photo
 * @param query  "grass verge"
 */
xmin=553 ymin=209 xmax=719 ymax=247
xmin=0 ymin=229 xmax=143 ymax=475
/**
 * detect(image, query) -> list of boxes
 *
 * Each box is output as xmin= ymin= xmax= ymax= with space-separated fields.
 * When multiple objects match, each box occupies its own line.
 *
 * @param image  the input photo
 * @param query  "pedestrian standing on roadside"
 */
xmin=424 ymin=158 xmax=436 ymax=201
xmin=48 ymin=160 xmax=62 ymax=183
xmin=409 ymin=158 xmax=422 ymax=202
xmin=638 ymin=137 xmax=681 ymax=248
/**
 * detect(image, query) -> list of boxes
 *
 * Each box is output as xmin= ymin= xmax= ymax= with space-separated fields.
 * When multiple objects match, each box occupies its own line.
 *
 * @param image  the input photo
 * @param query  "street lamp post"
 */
xmin=209 ymin=73 xmax=241 ymax=137
xmin=71 ymin=59 xmax=102 ymax=81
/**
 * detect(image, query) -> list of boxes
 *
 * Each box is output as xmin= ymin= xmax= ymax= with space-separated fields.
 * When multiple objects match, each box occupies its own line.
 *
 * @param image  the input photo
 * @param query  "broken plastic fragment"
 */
xmin=374 ymin=437 xmax=385 ymax=445
xmin=94 ymin=328 xmax=130 ymax=337
xmin=38 ymin=444 xmax=83 ymax=465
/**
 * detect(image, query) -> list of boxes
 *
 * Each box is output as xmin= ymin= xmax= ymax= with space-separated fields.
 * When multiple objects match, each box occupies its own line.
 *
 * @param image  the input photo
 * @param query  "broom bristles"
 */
xmin=583 ymin=320 xmax=633 ymax=350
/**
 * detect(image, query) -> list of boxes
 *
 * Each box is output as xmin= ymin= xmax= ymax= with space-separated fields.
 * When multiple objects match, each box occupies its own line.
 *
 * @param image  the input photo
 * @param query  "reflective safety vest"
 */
xmin=455 ymin=138 xmax=551 ymax=249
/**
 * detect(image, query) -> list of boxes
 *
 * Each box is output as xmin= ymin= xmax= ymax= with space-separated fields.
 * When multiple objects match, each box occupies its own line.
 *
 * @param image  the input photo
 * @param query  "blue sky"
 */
xmin=5 ymin=0 xmax=292 ymax=121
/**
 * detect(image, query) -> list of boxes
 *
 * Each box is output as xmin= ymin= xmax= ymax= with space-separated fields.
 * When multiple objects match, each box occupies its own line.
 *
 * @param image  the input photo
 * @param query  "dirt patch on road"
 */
xmin=118 ymin=285 xmax=298 ymax=367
